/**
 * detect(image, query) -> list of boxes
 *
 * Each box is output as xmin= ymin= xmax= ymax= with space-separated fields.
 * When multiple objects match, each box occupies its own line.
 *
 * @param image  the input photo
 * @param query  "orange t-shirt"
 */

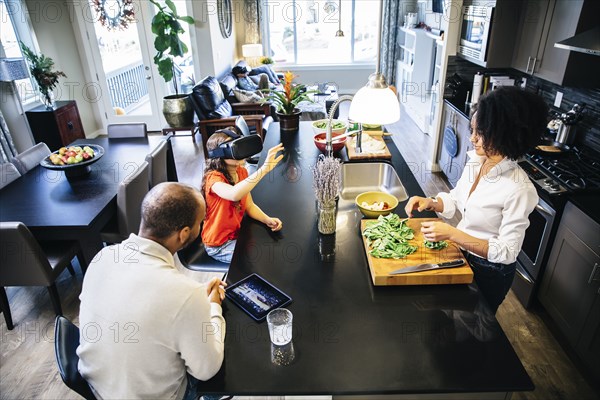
xmin=201 ymin=166 xmax=249 ymax=247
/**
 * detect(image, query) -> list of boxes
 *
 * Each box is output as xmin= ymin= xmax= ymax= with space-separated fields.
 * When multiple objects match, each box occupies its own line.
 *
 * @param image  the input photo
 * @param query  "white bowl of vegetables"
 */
xmin=312 ymin=119 xmax=348 ymax=136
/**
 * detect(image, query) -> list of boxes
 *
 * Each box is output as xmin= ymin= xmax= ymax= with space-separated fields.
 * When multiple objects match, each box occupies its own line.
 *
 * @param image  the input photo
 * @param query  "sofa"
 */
xmin=218 ymin=60 xmax=282 ymax=116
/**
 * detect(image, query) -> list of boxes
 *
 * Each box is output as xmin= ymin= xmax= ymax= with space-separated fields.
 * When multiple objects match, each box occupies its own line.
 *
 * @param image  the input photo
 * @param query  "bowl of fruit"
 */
xmin=355 ymin=191 xmax=399 ymax=218
xmin=40 ymin=144 xmax=104 ymax=178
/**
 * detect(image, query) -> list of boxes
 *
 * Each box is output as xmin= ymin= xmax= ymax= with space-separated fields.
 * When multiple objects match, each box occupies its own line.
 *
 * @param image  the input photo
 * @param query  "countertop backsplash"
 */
xmin=445 ymin=56 xmax=600 ymax=152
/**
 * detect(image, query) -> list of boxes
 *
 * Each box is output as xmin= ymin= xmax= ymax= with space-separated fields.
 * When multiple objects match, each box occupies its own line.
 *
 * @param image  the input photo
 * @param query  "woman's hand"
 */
xmin=265 ymin=217 xmax=283 ymax=232
xmin=404 ymin=196 xmax=436 ymax=217
xmin=420 ymin=221 xmax=455 ymax=242
xmin=262 ymin=143 xmax=285 ymax=173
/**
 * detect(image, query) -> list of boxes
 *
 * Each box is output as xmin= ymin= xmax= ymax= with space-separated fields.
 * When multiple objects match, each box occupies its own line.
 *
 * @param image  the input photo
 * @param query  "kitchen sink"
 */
xmin=338 ymin=162 xmax=408 ymax=211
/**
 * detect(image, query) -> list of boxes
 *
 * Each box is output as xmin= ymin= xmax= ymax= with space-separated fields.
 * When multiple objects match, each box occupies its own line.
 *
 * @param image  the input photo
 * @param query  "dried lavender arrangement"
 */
xmin=312 ymin=155 xmax=342 ymax=234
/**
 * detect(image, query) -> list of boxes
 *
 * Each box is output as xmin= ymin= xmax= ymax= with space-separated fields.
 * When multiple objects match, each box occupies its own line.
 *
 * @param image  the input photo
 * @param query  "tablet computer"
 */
xmin=225 ymin=273 xmax=292 ymax=321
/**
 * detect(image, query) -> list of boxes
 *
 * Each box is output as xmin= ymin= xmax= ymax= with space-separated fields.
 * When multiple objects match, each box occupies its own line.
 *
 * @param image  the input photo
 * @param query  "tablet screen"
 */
xmin=225 ymin=273 xmax=292 ymax=321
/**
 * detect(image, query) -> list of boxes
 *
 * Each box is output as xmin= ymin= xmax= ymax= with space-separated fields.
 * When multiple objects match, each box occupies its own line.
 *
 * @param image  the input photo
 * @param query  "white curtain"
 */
xmin=0 ymin=108 xmax=18 ymax=163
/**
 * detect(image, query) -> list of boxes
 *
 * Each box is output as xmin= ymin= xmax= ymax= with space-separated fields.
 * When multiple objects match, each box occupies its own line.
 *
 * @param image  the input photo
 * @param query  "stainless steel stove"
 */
xmin=519 ymin=147 xmax=600 ymax=197
xmin=512 ymin=146 xmax=600 ymax=308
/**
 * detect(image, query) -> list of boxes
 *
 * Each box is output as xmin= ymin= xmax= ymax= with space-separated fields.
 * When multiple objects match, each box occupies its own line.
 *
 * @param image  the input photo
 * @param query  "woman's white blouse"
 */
xmin=436 ymin=150 xmax=539 ymax=264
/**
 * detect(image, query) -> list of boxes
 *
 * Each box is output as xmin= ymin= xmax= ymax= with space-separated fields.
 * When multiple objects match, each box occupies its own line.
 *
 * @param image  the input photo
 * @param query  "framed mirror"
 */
xmin=218 ymin=0 xmax=232 ymax=38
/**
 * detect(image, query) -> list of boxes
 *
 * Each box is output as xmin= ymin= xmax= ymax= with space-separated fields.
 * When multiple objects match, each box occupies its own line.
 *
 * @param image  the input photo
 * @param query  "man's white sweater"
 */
xmin=77 ymin=234 xmax=225 ymax=399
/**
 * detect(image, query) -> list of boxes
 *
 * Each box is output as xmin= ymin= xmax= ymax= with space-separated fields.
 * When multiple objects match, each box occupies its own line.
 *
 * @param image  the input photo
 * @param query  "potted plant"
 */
xmin=262 ymin=71 xmax=312 ymax=133
xmin=148 ymin=0 xmax=195 ymax=128
xmin=20 ymin=43 xmax=66 ymax=110
xmin=260 ymin=56 xmax=274 ymax=65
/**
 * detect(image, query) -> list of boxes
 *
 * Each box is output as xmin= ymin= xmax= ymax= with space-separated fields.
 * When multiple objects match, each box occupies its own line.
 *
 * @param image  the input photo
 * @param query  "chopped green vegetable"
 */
xmin=363 ymin=214 xmax=417 ymax=259
xmin=314 ymin=121 xmax=346 ymax=129
xmin=423 ymin=240 xmax=448 ymax=250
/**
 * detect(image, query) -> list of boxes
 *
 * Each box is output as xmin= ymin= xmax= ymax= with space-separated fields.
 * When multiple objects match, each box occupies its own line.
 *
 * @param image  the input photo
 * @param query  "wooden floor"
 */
xmin=1 ymin=107 xmax=599 ymax=400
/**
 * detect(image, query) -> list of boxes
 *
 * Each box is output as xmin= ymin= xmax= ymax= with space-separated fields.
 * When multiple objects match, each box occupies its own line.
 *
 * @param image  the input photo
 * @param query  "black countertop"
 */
xmin=568 ymin=193 xmax=600 ymax=225
xmin=198 ymin=122 xmax=533 ymax=396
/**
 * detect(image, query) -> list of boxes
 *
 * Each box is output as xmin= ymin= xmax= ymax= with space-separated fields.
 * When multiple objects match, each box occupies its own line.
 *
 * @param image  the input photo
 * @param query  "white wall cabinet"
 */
xmin=398 ymin=27 xmax=436 ymax=134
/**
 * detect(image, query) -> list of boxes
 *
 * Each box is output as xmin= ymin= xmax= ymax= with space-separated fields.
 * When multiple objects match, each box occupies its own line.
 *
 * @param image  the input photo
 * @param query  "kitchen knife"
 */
xmin=389 ymin=259 xmax=465 ymax=275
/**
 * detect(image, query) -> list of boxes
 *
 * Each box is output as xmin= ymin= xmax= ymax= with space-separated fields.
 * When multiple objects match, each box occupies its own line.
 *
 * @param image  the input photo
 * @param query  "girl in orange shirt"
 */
xmin=201 ymin=130 xmax=284 ymax=263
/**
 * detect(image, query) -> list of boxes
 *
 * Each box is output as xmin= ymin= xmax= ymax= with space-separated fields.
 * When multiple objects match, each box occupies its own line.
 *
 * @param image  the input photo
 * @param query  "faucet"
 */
xmin=325 ymin=95 xmax=354 ymax=157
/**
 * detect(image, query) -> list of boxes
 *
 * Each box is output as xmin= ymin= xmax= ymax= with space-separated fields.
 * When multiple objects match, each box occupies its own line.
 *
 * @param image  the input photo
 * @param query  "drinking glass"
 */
xmin=267 ymin=308 xmax=293 ymax=346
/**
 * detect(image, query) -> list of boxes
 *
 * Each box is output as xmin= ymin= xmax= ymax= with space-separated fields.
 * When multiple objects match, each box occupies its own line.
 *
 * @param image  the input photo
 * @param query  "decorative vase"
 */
xmin=163 ymin=94 xmax=194 ymax=128
xmin=276 ymin=108 xmax=301 ymax=133
xmin=42 ymin=91 xmax=55 ymax=110
xmin=317 ymin=201 xmax=337 ymax=235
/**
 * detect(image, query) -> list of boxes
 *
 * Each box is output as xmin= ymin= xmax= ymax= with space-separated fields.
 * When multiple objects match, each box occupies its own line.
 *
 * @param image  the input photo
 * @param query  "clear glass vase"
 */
xmin=317 ymin=201 xmax=337 ymax=235
xmin=42 ymin=91 xmax=55 ymax=110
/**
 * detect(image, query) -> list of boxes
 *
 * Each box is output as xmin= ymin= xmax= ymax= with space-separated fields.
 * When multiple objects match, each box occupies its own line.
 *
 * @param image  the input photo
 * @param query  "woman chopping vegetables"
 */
xmin=405 ymin=86 xmax=548 ymax=313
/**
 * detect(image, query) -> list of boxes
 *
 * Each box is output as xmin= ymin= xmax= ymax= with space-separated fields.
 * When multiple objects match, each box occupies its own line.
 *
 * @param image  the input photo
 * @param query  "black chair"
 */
xmin=54 ymin=315 xmax=97 ymax=400
xmin=0 ymin=222 xmax=82 ymax=330
xmin=177 ymin=235 xmax=229 ymax=275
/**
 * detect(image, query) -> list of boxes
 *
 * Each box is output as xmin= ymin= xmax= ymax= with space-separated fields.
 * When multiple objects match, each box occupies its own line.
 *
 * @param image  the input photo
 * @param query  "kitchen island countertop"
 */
xmin=197 ymin=122 xmax=533 ymax=397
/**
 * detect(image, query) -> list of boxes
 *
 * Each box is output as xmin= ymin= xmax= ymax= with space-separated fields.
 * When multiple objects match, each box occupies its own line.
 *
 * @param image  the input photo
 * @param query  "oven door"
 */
xmin=517 ymin=197 xmax=556 ymax=280
xmin=513 ymin=197 xmax=556 ymax=308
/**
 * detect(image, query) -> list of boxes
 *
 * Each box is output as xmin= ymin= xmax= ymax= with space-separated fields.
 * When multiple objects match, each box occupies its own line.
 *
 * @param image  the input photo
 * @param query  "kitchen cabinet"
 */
xmin=511 ymin=0 xmax=600 ymax=86
xmin=397 ymin=27 xmax=436 ymax=133
xmin=439 ymin=102 xmax=472 ymax=188
xmin=25 ymin=101 xmax=85 ymax=151
xmin=538 ymin=201 xmax=600 ymax=380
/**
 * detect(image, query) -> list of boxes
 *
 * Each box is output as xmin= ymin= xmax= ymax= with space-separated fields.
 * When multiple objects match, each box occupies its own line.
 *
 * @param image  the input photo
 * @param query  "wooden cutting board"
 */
xmin=346 ymin=135 xmax=392 ymax=160
xmin=361 ymin=218 xmax=474 ymax=286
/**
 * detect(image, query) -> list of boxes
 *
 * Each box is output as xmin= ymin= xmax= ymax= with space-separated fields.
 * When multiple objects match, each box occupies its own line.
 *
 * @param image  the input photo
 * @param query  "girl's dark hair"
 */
xmin=201 ymin=129 xmax=236 ymax=195
xmin=472 ymin=86 xmax=548 ymax=160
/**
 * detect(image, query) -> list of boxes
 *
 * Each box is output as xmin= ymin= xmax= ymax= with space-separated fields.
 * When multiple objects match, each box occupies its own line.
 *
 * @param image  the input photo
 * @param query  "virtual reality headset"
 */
xmin=207 ymin=129 xmax=263 ymax=160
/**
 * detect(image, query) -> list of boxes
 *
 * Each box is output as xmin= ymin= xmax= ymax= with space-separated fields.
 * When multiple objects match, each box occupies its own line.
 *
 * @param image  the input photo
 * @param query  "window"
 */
xmin=262 ymin=0 xmax=380 ymax=66
xmin=0 ymin=0 xmax=39 ymax=105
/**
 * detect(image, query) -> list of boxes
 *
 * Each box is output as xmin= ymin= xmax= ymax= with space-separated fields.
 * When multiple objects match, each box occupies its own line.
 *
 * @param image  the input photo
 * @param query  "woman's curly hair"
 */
xmin=472 ymin=86 xmax=548 ymax=160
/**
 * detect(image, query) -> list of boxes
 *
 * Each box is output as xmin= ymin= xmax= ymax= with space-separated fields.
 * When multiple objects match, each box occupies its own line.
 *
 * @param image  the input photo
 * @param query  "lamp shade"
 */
xmin=349 ymin=85 xmax=400 ymax=125
xmin=0 ymin=58 xmax=29 ymax=82
xmin=242 ymin=44 xmax=263 ymax=58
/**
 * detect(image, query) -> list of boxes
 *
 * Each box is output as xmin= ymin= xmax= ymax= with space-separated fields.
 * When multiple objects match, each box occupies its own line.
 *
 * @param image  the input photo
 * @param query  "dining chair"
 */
xmin=12 ymin=142 xmax=51 ymax=175
xmin=0 ymin=222 xmax=82 ymax=330
xmin=107 ymin=123 xmax=148 ymax=139
xmin=145 ymin=139 xmax=168 ymax=188
xmin=177 ymin=234 xmax=229 ymax=274
xmin=0 ymin=162 xmax=21 ymax=190
xmin=54 ymin=316 xmax=97 ymax=400
xmin=100 ymin=161 xmax=149 ymax=244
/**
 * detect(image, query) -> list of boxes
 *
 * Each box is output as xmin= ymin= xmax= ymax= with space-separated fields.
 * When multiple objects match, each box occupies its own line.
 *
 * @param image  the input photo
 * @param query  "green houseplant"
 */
xmin=262 ymin=71 xmax=312 ymax=132
xmin=20 ymin=43 xmax=66 ymax=110
xmin=148 ymin=0 xmax=195 ymax=127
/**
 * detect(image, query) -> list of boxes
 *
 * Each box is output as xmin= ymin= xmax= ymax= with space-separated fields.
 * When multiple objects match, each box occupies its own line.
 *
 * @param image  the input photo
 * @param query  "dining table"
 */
xmin=196 ymin=122 xmax=533 ymax=398
xmin=0 ymin=135 xmax=173 ymax=267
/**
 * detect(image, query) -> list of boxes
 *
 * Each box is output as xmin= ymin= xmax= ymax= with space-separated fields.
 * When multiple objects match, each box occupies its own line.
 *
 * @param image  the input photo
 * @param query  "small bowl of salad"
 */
xmin=311 ymin=119 xmax=348 ymax=136
xmin=355 ymin=191 xmax=399 ymax=218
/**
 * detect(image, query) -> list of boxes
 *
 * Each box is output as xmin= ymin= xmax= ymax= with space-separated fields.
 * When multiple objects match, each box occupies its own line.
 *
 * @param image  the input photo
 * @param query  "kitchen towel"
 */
xmin=471 ymin=72 xmax=483 ymax=104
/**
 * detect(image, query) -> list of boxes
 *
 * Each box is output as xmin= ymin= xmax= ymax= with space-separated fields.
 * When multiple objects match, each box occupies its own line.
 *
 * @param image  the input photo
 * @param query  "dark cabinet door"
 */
xmin=25 ymin=101 xmax=85 ymax=151
xmin=539 ymin=201 xmax=600 ymax=382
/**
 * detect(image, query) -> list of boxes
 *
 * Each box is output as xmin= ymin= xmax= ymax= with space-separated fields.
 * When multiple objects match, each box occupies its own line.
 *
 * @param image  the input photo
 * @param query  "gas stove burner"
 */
xmin=525 ymin=146 xmax=600 ymax=194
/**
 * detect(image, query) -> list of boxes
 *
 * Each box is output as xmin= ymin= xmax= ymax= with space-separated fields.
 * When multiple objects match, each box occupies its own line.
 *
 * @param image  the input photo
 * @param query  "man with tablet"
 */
xmin=78 ymin=182 xmax=227 ymax=400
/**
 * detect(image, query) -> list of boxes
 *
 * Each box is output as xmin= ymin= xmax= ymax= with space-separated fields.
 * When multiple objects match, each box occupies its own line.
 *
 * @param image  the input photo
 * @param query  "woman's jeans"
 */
xmin=464 ymin=252 xmax=516 ymax=314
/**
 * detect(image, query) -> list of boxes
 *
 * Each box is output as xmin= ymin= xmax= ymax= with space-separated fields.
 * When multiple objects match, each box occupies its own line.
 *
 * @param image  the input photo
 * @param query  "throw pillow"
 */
xmin=232 ymin=87 xmax=262 ymax=103
xmin=249 ymin=65 xmax=280 ymax=84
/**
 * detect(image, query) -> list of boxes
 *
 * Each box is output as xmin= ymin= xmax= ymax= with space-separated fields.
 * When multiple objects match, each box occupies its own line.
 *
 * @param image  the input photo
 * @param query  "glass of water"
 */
xmin=267 ymin=308 xmax=293 ymax=346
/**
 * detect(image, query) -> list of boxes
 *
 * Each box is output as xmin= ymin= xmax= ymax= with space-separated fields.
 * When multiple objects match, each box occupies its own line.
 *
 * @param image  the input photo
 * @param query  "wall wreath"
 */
xmin=217 ymin=0 xmax=233 ymax=38
xmin=92 ymin=0 xmax=136 ymax=31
